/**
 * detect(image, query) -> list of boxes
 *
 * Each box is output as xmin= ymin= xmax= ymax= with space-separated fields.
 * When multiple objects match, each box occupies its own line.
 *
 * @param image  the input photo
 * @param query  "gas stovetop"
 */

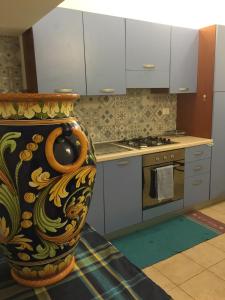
xmin=118 ymin=136 xmax=176 ymax=149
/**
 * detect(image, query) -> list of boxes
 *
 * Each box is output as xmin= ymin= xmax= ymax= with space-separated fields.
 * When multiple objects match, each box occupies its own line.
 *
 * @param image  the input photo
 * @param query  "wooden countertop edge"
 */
xmin=95 ymin=137 xmax=213 ymax=162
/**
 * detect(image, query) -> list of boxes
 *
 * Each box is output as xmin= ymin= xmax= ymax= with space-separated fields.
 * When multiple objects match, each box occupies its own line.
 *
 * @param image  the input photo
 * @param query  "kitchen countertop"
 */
xmin=95 ymin=136 xmax=213 ymax=162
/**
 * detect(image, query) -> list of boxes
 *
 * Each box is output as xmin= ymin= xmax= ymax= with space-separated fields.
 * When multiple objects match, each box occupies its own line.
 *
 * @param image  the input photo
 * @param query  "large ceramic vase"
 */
xmin=0 ymin=93 xmax=96 ymax=287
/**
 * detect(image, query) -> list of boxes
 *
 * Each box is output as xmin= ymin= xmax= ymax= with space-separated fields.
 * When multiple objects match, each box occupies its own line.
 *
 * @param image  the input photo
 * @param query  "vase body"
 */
xmin=0 ymin=93 xmax=96 ymax=287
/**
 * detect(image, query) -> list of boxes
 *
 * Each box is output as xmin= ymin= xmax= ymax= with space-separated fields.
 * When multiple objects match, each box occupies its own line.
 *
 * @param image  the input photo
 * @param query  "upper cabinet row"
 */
xmin=30 ymin=8 xmax=199 ymax=95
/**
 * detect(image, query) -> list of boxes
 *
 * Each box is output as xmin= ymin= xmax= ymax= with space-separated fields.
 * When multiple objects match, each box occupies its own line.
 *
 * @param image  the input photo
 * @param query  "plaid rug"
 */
xmin=0 ymin=224 xmax=171 ymax=300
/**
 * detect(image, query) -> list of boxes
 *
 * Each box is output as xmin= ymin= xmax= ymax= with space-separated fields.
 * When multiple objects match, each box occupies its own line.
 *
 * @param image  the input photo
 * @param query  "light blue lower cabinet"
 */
xmin=104 ymin=156 xmax=142 ymax=234
xmin=143 ymin=199 xmax=184 ymax=221
xmin=184 ymin=173 xmax=210 ymax=208
xmin=87 ymin=163 xmax=105 ymax=235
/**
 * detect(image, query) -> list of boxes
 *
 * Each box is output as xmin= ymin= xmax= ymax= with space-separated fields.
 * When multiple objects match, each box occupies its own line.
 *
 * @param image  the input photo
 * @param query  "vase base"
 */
xmin=11 ymin=256 xmax=75 ymax=288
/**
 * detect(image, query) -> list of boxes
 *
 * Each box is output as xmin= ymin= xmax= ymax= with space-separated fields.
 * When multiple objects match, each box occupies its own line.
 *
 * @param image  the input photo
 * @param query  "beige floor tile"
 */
xmin=181 ymin=270 xmax=225 ymax=300
xmin=209 ymin=259 xmax=225 ymax=280
xmin=153 ymin=253 xmax=203 ymax=285
xmin=182 ymin=241 xmax=225 ymax=268
xmin=199 ymin=208 xmax=225 ymax=223
xmin=206 ymin=201 xmax=225 ymax=213
xmin=142 ymin=266 xmax=176 ymax=292
xmin=168 ymin=287 xmax=193 ymax=300
xmin=207 ymin=233 xmax=225 ymax=252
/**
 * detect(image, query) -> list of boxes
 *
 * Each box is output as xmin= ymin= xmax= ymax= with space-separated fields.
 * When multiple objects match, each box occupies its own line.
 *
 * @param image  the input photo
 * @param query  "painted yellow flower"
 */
xmin=22 ymin=211 xmax=32 ymax=220
xmin=66 ymin=203 xmax=83 ymax=219
xmin=32 ymin=134 xmax=44 ymax=144
xmin=0 ymin=216 xmax=9 ymax=243
xmin=24 ymin=192 xmax=36 ymax=203
xmin=0 ymin=102 xmax=16 ymax=119
xmin=60 ymin=101 xmax=74 ymax=117
xmin=38 ymin=264 xmax=57 ymax=278
xmin=21 ymin=220 xmax=32 ymax=229
xmin=29 ymin=167 xmax=53 ymax=190
xmin=20 ymin=267 xmax=37 ymax=279
xmin=26 ymin=142 xmax=38 ymax=151
xmin=18 ymin=102 xmax=41 ymax=119
xmin=42 ymin=101 xmax=60 ymax=118
xmin=9 ymin=234 xmax=33 ymax=251
xmin=19 ymin=150 xmax=33 ymax=161
xmin=18 ymin=252 xmax=30 ymax=261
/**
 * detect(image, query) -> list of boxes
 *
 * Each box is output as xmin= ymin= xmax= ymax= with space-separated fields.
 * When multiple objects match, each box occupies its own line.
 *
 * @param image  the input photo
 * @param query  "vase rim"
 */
xmin=0 ymin=93 xmax=80 ymax=102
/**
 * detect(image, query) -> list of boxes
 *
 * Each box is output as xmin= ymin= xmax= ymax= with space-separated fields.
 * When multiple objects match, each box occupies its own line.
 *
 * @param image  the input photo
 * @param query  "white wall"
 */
xmin=60 ymin=0 xmax=223 ymax=29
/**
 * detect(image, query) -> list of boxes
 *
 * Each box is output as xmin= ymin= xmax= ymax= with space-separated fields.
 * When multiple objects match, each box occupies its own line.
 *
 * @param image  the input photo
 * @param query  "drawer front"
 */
xmin=185 ymin=145 xmax=211 ymax=162
xmin=184 ymin=173 xmax=210 ymax=207
xmin=143 ymin=199 xmax=183 ymax=221
xmin=185 ymin=158 xmax=211 ymax=178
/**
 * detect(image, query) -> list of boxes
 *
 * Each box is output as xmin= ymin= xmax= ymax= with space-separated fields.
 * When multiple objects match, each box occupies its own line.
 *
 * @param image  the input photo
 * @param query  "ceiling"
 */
xmin=0 ymin=0 xmax=64 ymax=35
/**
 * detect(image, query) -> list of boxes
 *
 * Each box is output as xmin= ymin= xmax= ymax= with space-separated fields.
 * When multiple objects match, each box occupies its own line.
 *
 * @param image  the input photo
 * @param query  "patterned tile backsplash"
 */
xmin=0 ymin=36 xmax=177 ymax=142
xmin=0 ymin=36 xmax=22 ymax=92
xmin=75 ymin=89 xmax=177 ymax=143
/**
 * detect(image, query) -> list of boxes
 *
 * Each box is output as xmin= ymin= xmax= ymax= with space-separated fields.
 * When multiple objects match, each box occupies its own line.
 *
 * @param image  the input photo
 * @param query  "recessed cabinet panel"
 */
xmin=83 ymin=12 xmax=126 ymax=95
xmin=104 ymin=157 xmax=142 ymax=234
xmin=170 ymin=27 xmax=198 ymax=93
xmin=86 ymin=163 xmax=104 ymax=235
xmin=126 ymin=19 xmax=170 ymax=88
xmin=33 ymin=8 xmax=86 ymax=94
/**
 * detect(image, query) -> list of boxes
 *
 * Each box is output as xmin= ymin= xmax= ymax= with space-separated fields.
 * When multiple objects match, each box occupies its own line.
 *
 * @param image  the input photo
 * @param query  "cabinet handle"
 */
xmin=194 ymin=151 xmax=204 ymax=156
xmin=117 ymin=160 xmax=129 ymax=166
xmin=54 ymin=88 xmax=73 ymax=93
xmin=179 ymin=87 xmax=189 ymax=91
xmin=143 ymin=64 xmax=155 ymax=69
xmin=100 ymin=88 xmax=115 ymax=93
xmin=193 ymin=165 xmax=203 ymax=171
xmin=192 ymin=180 xmax=202 ymax=186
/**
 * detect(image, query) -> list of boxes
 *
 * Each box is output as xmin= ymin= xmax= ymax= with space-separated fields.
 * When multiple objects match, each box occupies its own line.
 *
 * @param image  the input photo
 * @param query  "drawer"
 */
xmin=185 ymin=145 xmax=211 ymax=162
xmin=143 ymin=199 xmax=183 ymax=221
xmin=185 ymin=158 xmax=211 ymax=178
xmin=184 ymin=173 xmax=210 ymax=207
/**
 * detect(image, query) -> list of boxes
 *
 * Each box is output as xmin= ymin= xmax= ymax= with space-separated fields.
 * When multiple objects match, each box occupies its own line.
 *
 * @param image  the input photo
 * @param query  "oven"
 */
xmin=143 ymin=149 xmax=184 ymax=209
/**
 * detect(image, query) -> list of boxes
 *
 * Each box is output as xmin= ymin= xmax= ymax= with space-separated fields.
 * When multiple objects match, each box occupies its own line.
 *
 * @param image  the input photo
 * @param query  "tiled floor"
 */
xmin=142 ymin=201 xmax=225 ymax=300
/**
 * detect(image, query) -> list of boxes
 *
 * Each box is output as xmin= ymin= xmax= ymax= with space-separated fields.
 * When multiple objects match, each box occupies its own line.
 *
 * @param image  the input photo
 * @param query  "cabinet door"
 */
xmin=170 ymin=27 xmax=198 ymax=93
xmin=104 ymin=157 xmax=142 ymax=233
xmin=214 ymin=26 xmax=225 ymax=91
xmin=86 ymin=163 xmax=104 ymax=235
xmin=211 ymin=92 xmax=225 ymax=200
xmin=33 ymin=8 xmax=86 ymax=94
xmin=126 ymin=19 xmax=170 ymax=88
xmin=83 ymin=12 xmax=126 ymax=95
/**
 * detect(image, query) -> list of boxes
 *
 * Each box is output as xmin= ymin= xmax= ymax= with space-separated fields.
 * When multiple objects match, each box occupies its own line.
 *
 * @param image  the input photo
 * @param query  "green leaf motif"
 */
xmin=32 ymin=240 xmax=58 ymax=260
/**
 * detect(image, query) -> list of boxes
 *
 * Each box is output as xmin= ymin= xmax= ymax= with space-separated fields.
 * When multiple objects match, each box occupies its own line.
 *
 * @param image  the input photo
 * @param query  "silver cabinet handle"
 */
xmin=100 ymin=88 xmax=115 ymax=93
xmin=179 ymin=87 xmax=189 ymax=91
xmin=193 ymin=165 xmax=203 ymax=171
xmin=117 ymin=160 xmax=129 ymax=166
xmin=54 ymin=88 xmax=73 ymax=93
xmin=143 ymin=64 xmax=155 ymax=69
xmin=192 ymin=180 xmax=202 ymax=186
xmin=194 ymin=151 xmax=204 ymax=156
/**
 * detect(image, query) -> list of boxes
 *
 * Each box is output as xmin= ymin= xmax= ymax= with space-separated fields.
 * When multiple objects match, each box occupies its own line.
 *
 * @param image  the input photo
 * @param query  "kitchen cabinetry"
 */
xmin=126 ymin=19 xmax=171 ymax=88
xmin=214 ymin=26 xmax=225 ymax=92
xmin=87 ymin=163 xmax=105 ymax=235
xmin=184 ymin=145 xmax=211 ymax=207
xmin=170 ymin=27 xmax=198 ymax=93
xmin=83 ymin=12 xmax=126 ymax=95
xmin=104 ymin=157 xmax=142 ymax=233
xmin=32 ymin=8 xmax=86 ymax=94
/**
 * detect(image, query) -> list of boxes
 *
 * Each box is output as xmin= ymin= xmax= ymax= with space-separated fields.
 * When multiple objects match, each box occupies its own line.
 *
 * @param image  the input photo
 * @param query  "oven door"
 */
xmin=143 ymin=160 xmax=184 ymax=209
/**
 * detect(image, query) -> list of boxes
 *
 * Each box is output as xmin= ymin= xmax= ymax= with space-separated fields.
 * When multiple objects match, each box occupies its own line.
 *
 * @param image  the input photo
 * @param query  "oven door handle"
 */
xmin=151 ymin=163 xmax=182 ymax=171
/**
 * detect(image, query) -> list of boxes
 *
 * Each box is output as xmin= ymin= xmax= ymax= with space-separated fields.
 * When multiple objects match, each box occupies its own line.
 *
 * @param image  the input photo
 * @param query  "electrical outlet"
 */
xmin=162 ymin=108 xmax=170 ymax=115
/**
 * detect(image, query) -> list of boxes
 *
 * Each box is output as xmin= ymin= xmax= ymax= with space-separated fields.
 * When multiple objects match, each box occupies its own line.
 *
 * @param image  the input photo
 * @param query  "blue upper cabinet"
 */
xmin=83 ymin=12 xmax=126 ymax=96
xmin=170 ymin=26 xmax=199 ymax=93
xmin=126 ymin=19 xmax=171 ymax=88
xmin=33 ymin=8 xmax=86 ymax=95
xmin=214 ymin=26 xmax=225 ymax=92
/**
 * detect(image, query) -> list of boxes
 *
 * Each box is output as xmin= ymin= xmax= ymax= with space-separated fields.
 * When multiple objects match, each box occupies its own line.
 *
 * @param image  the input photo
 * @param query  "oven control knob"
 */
xmin=163 ymin=155 xmax=167 ymax=160
xmin=170 ymin=154 xmax=175 ymax=159
xmin=155 ymin=157 xmax=160 ymax=161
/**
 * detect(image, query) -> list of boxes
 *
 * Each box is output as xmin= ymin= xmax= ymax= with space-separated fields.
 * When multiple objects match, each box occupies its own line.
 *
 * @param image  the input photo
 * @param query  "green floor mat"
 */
xmin=111 ymin=215 xmax=219 ymax=268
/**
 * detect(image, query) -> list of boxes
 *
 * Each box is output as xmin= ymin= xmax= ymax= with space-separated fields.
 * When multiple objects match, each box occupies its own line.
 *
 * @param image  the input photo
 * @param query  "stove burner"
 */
xmin=119 ymin=136 xmax=175 ymax=149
